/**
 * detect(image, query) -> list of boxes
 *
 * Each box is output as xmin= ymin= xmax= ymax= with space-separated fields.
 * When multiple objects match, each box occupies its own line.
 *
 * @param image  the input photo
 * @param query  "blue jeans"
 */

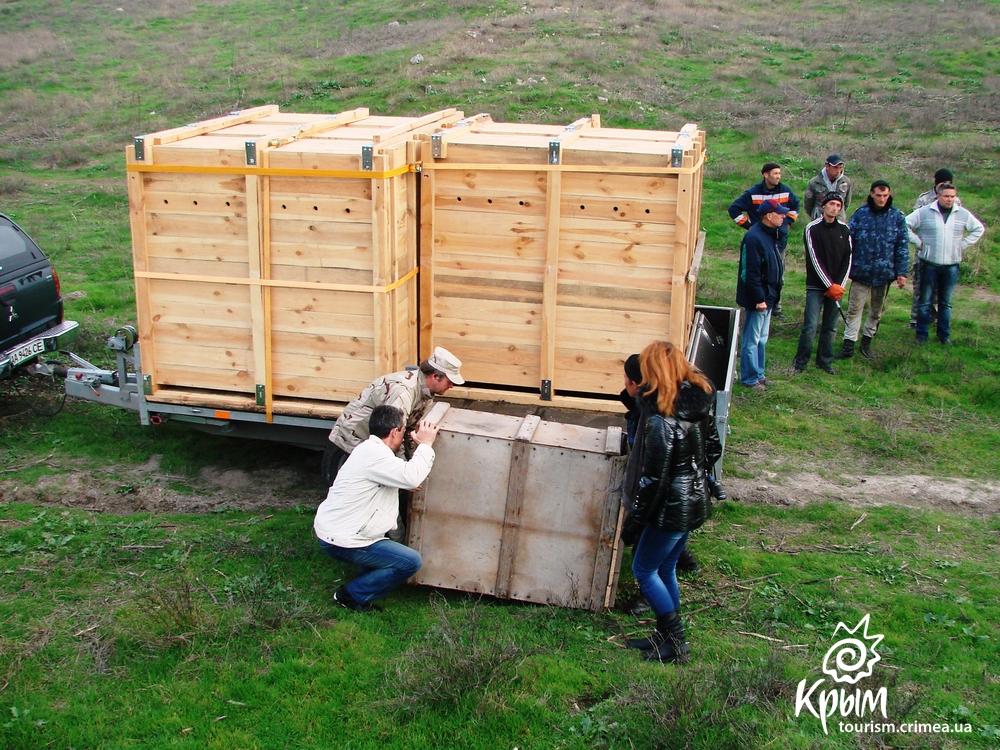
xmin=632 ymin=527 xmax=689 ymax=616
xmin=318 ymin=537 xmax=422 ymax=604
xmin=916 ymin=262 xmax=959 ymax=342
xmin=740 ymin=307 xmax=771 ymax=386
xmin=794 ymin=289 xmax=840 ymax=370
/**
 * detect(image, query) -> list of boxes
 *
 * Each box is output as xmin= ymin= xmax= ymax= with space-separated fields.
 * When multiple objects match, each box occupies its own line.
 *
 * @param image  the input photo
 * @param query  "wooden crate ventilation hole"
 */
xmin=418 ymin=114 xmax=705 ymax=410
xmin=126 ymin=106 xmax=464 ymax=421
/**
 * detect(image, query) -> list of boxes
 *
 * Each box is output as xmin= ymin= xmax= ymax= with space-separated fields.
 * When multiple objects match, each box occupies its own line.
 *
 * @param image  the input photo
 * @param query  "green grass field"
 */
xmin=2 ymin=0 xmax=999 ymax=747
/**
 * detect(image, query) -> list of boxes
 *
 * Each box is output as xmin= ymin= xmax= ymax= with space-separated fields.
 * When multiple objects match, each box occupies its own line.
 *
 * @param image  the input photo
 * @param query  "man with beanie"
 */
xmin=906 ymin=183 xmax=984 ymax=345
xmin=729 ymin=162 xmax=800 ymax=319
xmin=909 ymin=169 xmax=963 ymax=328
xmin=835 ymin=181 xmax=909 ymax=361
xmin=803 ymin=154 xmax=853 ymax=222
xmin=736 ymin=199 xmax=788 ymax=390
xmin=793 ymin=193 xmax=852 ymax=375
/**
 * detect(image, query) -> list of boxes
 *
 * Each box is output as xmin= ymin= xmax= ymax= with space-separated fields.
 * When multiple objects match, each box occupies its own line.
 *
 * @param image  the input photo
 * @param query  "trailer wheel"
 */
xmin=321 ymin=444 xmax=349 ymax=488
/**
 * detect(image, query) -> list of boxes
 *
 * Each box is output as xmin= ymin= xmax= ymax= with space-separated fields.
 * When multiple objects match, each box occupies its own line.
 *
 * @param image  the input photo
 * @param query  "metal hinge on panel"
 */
xmin=362 ymin=144 xmax=374 ymax=170
xmin=245 ymin=141 xmax=257 ymax=166
xmin=431 ymin=133 xmax=443 ymax=158
xmin=134 ymin=137 xmax=145 ymax=161
xmin=540 ymin=379 xmax=553 ymax=401
xmin=548 ymin=141 xmax=560 ymax=165
xmin=256 ymin=384 xmax=266 ymax=406
xmin=671 ymin=146 xmax=684 ymax=168
xmin=142 ymin=374 xmax=152 ymax=395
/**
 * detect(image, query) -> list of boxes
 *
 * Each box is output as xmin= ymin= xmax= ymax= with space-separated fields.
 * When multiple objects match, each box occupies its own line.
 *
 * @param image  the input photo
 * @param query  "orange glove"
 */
xmin=825 ymin=283 xmax=845 ymax=302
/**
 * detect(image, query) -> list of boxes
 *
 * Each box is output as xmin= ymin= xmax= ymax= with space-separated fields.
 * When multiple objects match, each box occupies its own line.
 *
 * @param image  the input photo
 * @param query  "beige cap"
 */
xmin=427 ymin=346 xmax=464 ymax=385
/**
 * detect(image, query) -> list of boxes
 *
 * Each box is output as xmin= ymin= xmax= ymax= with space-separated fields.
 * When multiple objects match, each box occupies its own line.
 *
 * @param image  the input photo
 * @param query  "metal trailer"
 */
xmin=63 ymin=306 xmax=738 ymax=610
xmin=64 ymin=306 xmax=738 ymax=462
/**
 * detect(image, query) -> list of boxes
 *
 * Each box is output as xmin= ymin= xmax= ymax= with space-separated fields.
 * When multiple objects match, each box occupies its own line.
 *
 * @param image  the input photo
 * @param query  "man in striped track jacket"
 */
xmin=793 ymin=193 xmax=852 ymax=375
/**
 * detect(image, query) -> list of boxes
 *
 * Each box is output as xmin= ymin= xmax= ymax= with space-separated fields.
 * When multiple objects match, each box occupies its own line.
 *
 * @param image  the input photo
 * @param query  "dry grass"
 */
xmin=384 ymin=594 xmax=524 ymax=712
xmin=0 ymin=30 xmax=66 ymax=69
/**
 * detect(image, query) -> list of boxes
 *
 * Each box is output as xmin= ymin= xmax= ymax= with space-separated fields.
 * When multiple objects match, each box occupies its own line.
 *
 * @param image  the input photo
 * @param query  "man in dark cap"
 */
xmin=835 ymin=181 xmax=909 ymax=360
xmin=803 ymin=154 xmax=852 ymax=222
xmin=793 ymin=193 xmax=852 ymax=375
xmin=736 ymin=199 xmax=789 ymax=391
xmin=909 ymin=169 xmax=963 ymax=328
xmin=728 ymin=162 xmax=800 ymax=319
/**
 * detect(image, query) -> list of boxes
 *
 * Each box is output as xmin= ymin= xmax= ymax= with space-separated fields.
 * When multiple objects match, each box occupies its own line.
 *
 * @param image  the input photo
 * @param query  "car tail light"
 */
xmin=0 ymin=284 xmax=14 ymax=297
xmin=52 ymin=268 xmax=62 ymax=298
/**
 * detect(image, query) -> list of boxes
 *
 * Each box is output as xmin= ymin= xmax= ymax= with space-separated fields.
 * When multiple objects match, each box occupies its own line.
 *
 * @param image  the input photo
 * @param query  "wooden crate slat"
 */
xmin=146 ymin=236 xmax=249 ymax=264
xmin=269 ymin=241 xmax=373 ymax=271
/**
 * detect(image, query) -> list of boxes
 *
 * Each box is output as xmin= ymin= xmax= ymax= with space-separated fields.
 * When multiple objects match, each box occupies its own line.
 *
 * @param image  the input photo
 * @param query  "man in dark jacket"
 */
xmin=729 ymin=162 xmax=800 ymax=319
xmin=736 ymin=199 xmax=787 ymax=391
xmin=835 ymin=181 xmax=909 ymax=360
xmin=793 ymin=193 xmax=852 ymax=375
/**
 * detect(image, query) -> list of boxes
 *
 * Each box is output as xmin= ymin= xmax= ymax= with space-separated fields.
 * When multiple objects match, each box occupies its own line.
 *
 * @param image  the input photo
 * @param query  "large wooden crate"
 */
xmin=126 ymin=106 xmax=463 ymax=420
xmin=409 ymin=403 xmax=627 ymax=611
xmin=418 ymin=115 xmax=705 ymax=407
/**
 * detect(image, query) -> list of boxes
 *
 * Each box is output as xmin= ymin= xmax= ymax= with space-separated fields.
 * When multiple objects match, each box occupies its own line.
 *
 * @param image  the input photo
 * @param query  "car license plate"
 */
xmin=8 ymin=337 xmax=45 ymax=367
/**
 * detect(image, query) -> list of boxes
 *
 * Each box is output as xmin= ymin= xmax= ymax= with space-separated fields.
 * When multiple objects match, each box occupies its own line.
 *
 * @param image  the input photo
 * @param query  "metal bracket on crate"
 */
xmin=431 ymin=133 xmax=443 ymax=159
xmin=548 ymin=141 xmax=561 ymax=165
xmin=245 ymin=140 xmax=258 ymax=166
xmin=134 ymin=137 xmax=145 ymax=161
xmin=142 ymin=374 xmax=152 ymax=395
xmin=671 ymin=125 xmax=694 ymax=167
xmin=362 ymin=144 xmax=374 ymax=171
xmin=255 ymin=384 xmax=266 ymax=406
xmin=540 ymin=379 xmax=552 ymax=401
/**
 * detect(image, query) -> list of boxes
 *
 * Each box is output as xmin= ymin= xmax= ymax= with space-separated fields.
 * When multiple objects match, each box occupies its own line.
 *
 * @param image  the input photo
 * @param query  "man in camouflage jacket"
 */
xmin=329 ymin=346 xmax=464 ymax=456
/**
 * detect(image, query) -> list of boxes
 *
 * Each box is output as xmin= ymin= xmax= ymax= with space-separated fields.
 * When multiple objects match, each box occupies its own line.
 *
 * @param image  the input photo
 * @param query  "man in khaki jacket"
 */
xmin=325 ymin=346 xmax=464 ymax=482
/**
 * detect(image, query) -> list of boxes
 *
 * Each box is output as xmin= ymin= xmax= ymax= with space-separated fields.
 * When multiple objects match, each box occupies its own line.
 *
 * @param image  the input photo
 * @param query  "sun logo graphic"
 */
xmin=795 ymin=614 xmax=888 ymax=734
xmin=821 ymin=614 xmax=884 ymax=685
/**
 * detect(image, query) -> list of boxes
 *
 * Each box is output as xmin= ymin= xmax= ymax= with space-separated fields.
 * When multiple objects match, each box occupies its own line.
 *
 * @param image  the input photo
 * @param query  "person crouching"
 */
xmin=314 ymin=405 xmax=439 ymax=612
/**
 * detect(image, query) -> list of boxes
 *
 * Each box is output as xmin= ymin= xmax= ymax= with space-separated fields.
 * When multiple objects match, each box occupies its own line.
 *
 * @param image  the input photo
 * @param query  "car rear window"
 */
xmin=0 ymin=218 xmax=45 ymax=272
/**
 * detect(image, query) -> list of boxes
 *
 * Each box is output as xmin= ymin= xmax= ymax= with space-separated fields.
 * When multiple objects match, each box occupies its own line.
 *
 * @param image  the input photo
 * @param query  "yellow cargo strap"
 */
xmin=126 ymin=163 xmax=416 ymax=179
xmin=133 ymin=266 xmax=419 ymax=294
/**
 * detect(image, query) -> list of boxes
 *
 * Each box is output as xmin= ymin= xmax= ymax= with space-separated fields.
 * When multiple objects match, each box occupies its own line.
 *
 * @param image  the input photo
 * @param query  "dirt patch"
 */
xmin=728 ymin=473 xmax=1000 ymax=519
xmin=0 ymin=455 xmax=326 ymax=515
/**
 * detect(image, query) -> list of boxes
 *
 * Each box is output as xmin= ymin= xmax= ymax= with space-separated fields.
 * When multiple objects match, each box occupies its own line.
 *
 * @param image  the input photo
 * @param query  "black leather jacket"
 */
xmin=627 ymin=382 xmax=723 ymax=534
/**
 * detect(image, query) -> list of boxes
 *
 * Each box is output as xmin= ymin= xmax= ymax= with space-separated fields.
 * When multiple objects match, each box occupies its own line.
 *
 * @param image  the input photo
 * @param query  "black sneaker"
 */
xmin=818 ymin=365 xmax=837 ymax=375
xmin=333 ymin=586 xmax=382 ymax=613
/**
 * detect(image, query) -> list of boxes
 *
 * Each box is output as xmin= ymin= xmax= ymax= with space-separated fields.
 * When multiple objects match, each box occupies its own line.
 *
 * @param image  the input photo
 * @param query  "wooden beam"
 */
xmin=126 ymin=146 xmax=158 ymax=394
xmin=418 ymin=140 xmax=436 ymax=360
xmin=371 ymin=108 xmax=460 ymax=143
xmin=590 ymin=454 xmax=626 ymax=611
xmin=495 ymin=414 xmax=541 ymax=599
xmin=540 ymin=169 xmax=561 ymax=395
xmin=371 ymin=153 xmax=393 ymax=376
xmin=145 ymin=105 xmax=279 ymax=146
xmin=265 ymin=107 xmax=369 ymax=148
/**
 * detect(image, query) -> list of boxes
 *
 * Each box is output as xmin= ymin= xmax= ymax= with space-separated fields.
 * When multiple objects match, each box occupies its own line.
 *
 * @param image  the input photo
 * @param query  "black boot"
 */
xmin=626 ymin=627 xmax=664 ymax=651
xmin=643 ymin=611 xmax=689 ymax=663
xmin=833 ymin=339 xmax=855 ymax=360
xmin=676 ymin=547 xmax=700 ymax=574
xmin=859 ymin=335 xmax=875 ymax=360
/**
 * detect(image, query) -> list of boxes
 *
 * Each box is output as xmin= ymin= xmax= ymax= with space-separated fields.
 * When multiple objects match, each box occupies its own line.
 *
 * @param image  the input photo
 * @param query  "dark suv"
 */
xmin=0 ymin=213 xmax=78 ymax=379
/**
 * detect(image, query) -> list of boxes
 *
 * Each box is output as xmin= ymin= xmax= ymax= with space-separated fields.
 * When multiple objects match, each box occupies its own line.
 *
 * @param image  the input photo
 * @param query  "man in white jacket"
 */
xmin=906 ymin=184 xmax=985 ymax=345
xmin=315 ymin=405 xmax=439 ymax=612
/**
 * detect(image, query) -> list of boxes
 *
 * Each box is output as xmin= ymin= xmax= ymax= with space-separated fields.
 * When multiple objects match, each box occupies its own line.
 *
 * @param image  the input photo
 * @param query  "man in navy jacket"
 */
xmin=736 ymin=200 xmax=787 ymax=391
xmin=729 ymin=162 xmax=800 ymax=319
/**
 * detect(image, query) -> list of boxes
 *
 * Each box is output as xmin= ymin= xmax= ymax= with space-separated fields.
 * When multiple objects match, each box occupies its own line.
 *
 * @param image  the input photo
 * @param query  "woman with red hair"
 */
xmin=621 ymin=341 xmax=723 ymax=663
